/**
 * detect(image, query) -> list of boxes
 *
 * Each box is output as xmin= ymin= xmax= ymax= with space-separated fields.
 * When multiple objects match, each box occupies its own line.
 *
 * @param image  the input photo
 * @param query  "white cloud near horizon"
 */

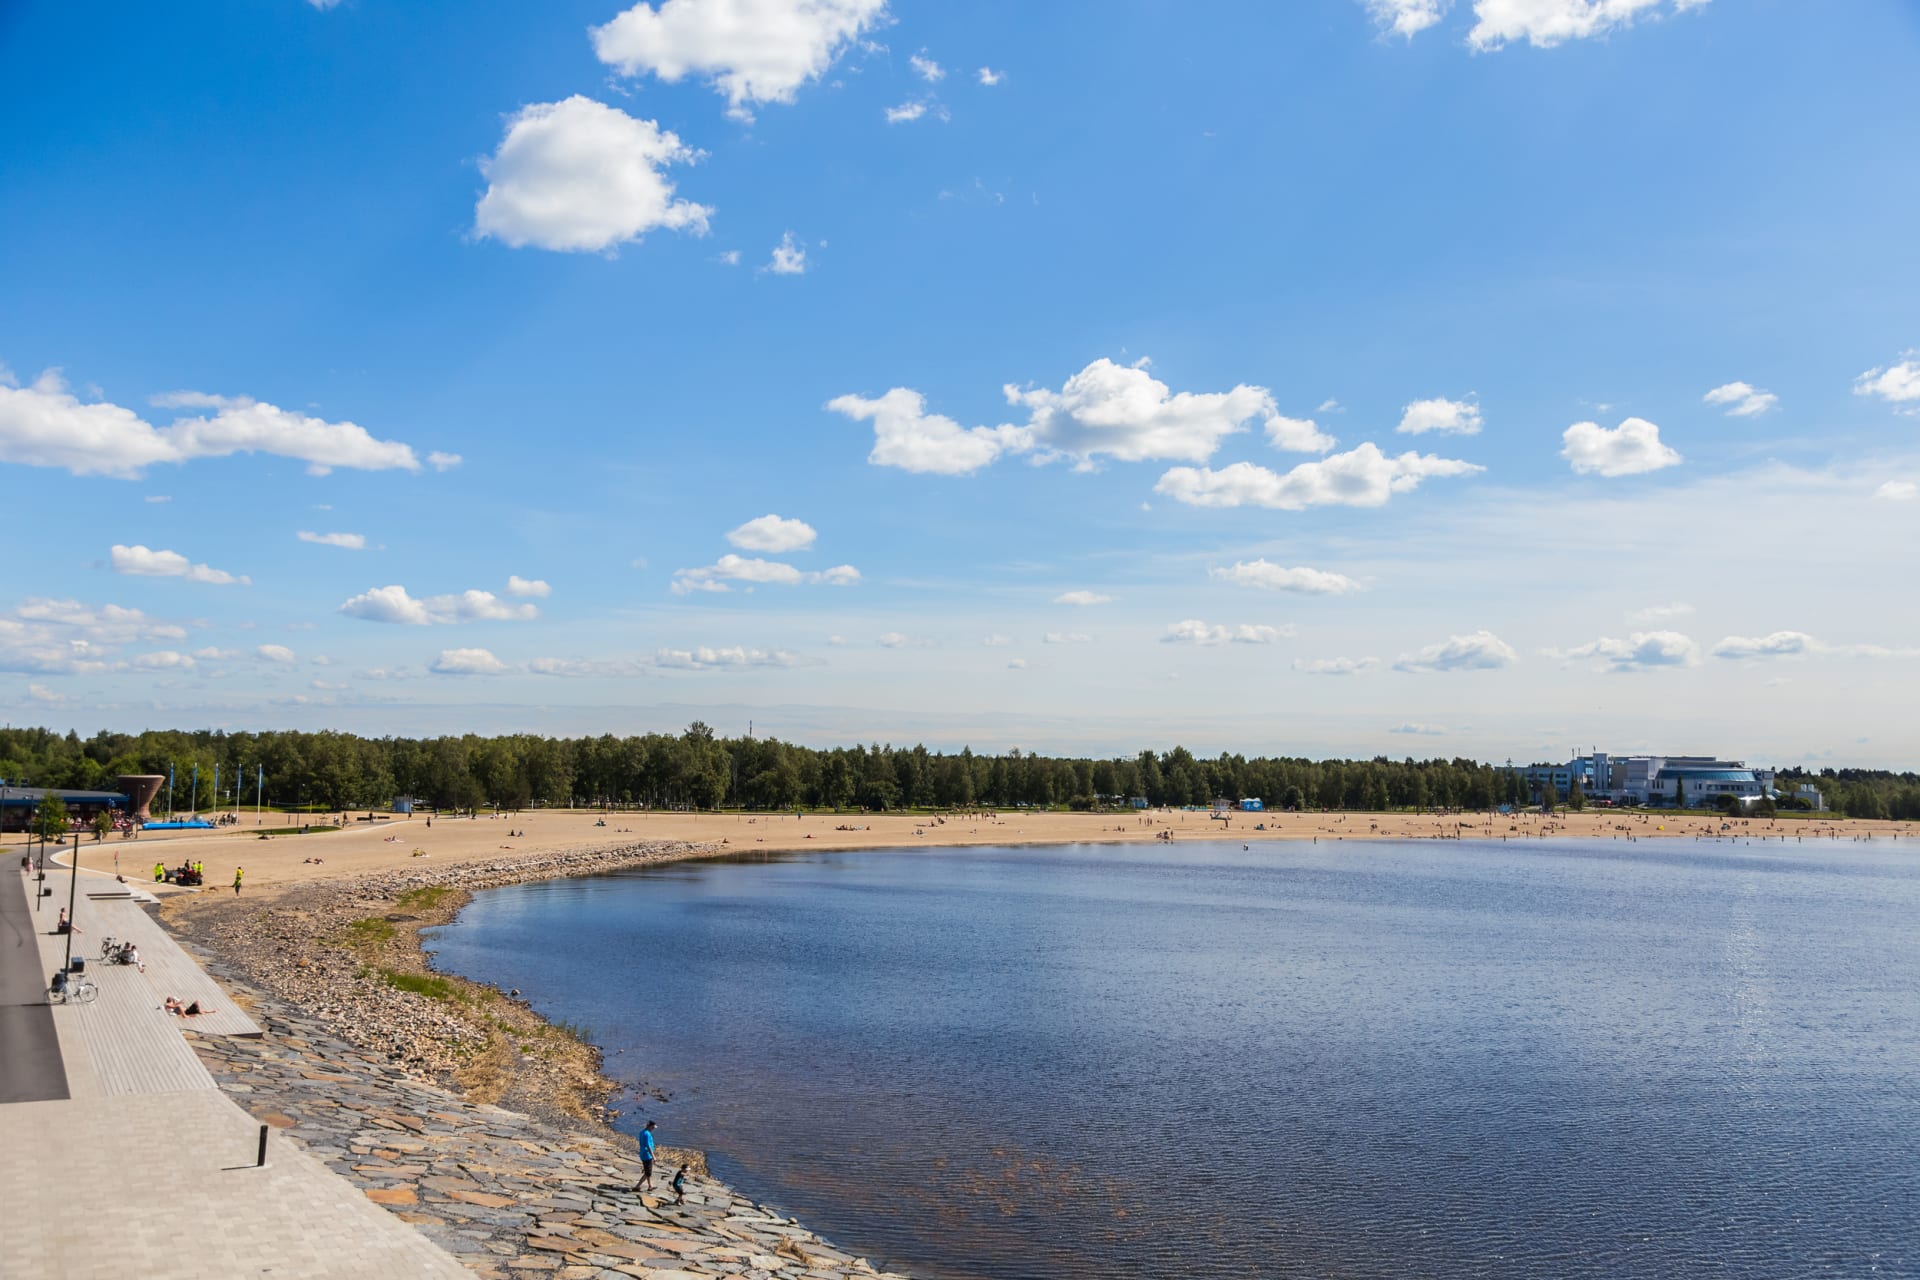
xmin=1394 ymin=630 xmax=1517 ymax=672
xmin=1710 ymin=631 xmax=1814 ymax=660
xmin=1294 ymin=656 xmax=1380 ymax=675
xmin=1559 ymin=630 xmax=1699 ymax=670
xmin=1875 ymin=480 xmax=1917 ymax=501
xmin=1210 ymin=560 xmax=1361 ymax=594
xmin=339 ymin=585 xmax=539 ymax=625
xmin=1053 ymin=590 xmax=1112 ymax=606
xmin=592 ymin=0 xmax=889 ymax=121
xmin=1630 ymin=601 xmax=1693 ymax=623
xmin=0 ymin=368 xmax=428 ymax=478
xmin=671 ymin=554 xmax=858 ymax=594
xmin=506 ymin=575 xmax=551 ymax=598
xmin=1561 ymin=417 xmax=1681 ymax=477
xmin=1855 ymin=352 xmax=1920 ymax=410
xmin=1157 ymin=443 xmax=1481 ymax=510
xmin=0 ymin=597 xmax=187 ymax=676
xmin=1043 ymin=631 xmax=1092 ymax=645
xmin=1162 ymin=620 xmax=1291 ymax=646
xmin=432 ymin=647 xmax=509 ymax=675
xmin=473 ymin=97 xmax=710 ymax=254
xmin=727 ymin=514 xmax=817 ymax=552
xmin=256 ymin=643 xmax=297 ymax=664
xmin=297 ymin=531 xmax=367 ymax=550
xmin=1703 ymin=381 xmax=1777 ymax=417
xmin=1397 ymin=395 xmax=1482 ymax=435
xmin=110 ymin=544 xmax=249 ymax=586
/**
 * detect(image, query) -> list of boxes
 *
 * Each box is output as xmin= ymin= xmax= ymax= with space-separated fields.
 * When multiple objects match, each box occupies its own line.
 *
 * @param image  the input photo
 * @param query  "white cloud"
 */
xmin=109 ymin=544 xmax=249 ymax=586
xmin=1855 ymin=352 xmax=1920 ymax=408
xmin=766 ymin=231 xmax=807 ymax=274
xmin=1157 ymin=443 xmax=1481 ymax=510
xmin=982 ymin=634 xmax=1012 ymax=647
xmin=1394 ymin=630 xmax=1517 ymax=673
xmin=1467 ymin=0 xmax=1695 ymax=52
xmin=25 ymin=683 xmax=67 ymax=704
xmin=671 ymin=554 xmax=859 ymax=594
xmin=1389 ymin=722 xmax=1447 ymax=735
xmin=1009 ymin=358 xmax=1332 ymax=465
xmin=297 ymin=530 xmax=367 ymax=550
xmin=1053 ymin=590 xmax=1112 ymax=606
xmin=1710 ymin=631 xmax=1814 ymax=660
xmin=338 ymin=585 xmax=539 ymax=625
xmin=592 ymin=0 xmax=889 ymax=120
xmin=1210 ymin=560 xmax=1361 ymax=595
xmin=473 ymin=96 xmax=710 ymax=254
xmin=193 ymin=647 xmax=240 ymax=661
xmin=652 ymin=645 xmax=800 ymax=669
xmin=1161 ymin=620 xmax=1290 ymax=646
xmin=874 ymin=632 xmax=937 ymax=649
xmin=428 ymin=451 xmax=463 ymax=472
xmin=1560 ymin=417 xmax=1681 ymax=477
xmin=1366 ymin=0 xmax=1449 ymax=37
xmin=1560 ymin=630 xmax=1699 ymax=670
xmin=827 ymin=388 xmax=1029 ymax=475
xmin=506 ymin=575 xmax=551 ymax=598
xmin=727 ymin=514 xmax=817 ymax=552
xmin=255 ymin=643 xmax=297 ymax=664
xmin=1630 ymin=601 xmax=1693 ymax=623
xmin=0 ymin=368 xmax=426 ymax=478
xmin=910 ymin=53 xmax=944 ymax=81
xmin=1875 ymin=480 xmax=1917 ymax=501
xmin=1293 ymin=656 xmax=1379 ymax=675
xmin=1396 ymin=396 xmax=1482 ymax=436
xmin=431 ymin=647 xmax=509 ymax=676
xmin=884 ymin=99 xmax=938 ymax=124
xmin=977 ymin=67 xmax=1003 ymax=86
xmin=1703 ymin=381 xmax=1777 ymax=417
xmin=1006 ymin=657 xmax=1028 ymax=669
xmin=1043 ymin=631 xmax=1092 ymax=645
xmin=133 ymin=650 xmax=195 ymax=671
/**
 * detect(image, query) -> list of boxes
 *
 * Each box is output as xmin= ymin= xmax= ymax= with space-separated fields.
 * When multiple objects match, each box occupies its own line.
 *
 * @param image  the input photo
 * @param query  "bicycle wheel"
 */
xmin=74 ymin=982 xmax=98 ymax=1004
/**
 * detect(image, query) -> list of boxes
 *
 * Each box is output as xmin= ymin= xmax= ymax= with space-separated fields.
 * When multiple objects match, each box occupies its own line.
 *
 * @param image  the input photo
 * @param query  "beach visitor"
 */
xmin=672 ymin=1166 xmax=687 ymax=1205
xmin=233 ymin=866 xmax=243 ymax=895
xmin=154 ymin=861 xmax=166 ymax=882
xmin=635 ymin=1120 xmax=657 ymax=1192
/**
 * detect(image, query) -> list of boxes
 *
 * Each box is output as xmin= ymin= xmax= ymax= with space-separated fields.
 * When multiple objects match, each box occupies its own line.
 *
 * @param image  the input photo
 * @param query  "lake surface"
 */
xmin=424 ymin=839 xmax=1920 ymax=1278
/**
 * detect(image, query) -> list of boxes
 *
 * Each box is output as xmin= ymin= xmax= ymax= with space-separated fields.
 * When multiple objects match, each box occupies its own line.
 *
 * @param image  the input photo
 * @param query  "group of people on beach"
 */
xmin=631 ymin=1120 xmax=688 ymax=1205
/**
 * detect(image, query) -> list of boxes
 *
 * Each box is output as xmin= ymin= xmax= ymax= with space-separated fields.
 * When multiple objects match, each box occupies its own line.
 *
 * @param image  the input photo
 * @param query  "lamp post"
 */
xmin=62 ymin=830 xmax=80 ymax=973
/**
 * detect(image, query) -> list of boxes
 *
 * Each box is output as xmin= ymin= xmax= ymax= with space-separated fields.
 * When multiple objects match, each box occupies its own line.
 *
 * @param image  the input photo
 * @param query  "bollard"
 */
xmin=257 ymin=1124 xmax=269 ymax=1167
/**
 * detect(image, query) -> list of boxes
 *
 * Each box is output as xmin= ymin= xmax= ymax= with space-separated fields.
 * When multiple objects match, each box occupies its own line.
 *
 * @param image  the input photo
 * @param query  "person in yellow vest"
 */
xmin=233 ymin=866 xmax=243 ymax=896
xmin=154 ymin=861 xmax=166 ymax=883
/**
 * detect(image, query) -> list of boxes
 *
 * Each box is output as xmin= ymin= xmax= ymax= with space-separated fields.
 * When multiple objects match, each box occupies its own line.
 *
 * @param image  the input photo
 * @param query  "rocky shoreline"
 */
xmin=161 ymin=838 xmax=909 ymax=1277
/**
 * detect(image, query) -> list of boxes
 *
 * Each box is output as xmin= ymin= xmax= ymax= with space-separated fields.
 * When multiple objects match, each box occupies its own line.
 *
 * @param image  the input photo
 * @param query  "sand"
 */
xmin=28 ymin=805 xmax=1918 ymax=896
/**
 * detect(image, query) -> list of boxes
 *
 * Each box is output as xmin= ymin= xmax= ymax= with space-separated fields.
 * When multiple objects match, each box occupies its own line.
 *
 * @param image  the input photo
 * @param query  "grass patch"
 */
xmin=379 ymin=967 xmax=464 ymax=1002
xmin=395 ymin=885 xmax=456 ymax=913
xmin=341 ymin=917 xmax=396 ymax=949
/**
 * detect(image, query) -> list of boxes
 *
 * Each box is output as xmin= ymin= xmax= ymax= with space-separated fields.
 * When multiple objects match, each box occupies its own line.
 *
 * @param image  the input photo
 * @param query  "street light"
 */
xmin=62 ymin=829 xmax=80 ymax=974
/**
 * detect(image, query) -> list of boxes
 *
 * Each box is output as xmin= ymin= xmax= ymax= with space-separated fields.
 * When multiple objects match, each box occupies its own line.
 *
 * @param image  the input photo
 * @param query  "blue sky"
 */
xmin=2 ymin=0 xmax=1917 ymax=765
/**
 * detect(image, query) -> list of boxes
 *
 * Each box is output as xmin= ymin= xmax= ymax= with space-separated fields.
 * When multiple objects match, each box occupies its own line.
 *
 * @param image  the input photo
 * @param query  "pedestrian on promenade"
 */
xmin=233 ymin=866 xmax=243 ymax=895
xmin=153 ymin=861 xmax=165 ymax=883
xmin=634 ymin=1120 xmax=657 ymax=1192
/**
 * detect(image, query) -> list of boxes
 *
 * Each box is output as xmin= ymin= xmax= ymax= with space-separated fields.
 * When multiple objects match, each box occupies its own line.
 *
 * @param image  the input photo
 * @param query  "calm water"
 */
xmin=424 ymin=840 xmax=1920 ymax=1278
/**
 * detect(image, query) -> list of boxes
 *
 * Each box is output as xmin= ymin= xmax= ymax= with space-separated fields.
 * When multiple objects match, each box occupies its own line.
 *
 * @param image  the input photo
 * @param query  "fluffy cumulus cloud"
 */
xmin=1294 ymin=656 xmax=1379 ymax=675
xmin=977 ymin=67 xmax=1002 ymax=86
xmin=1394 ymin=630 xmax=1517 ymax=673
xmin=652 ymin=645 xmax=800 ymax=669
xmin=1703 ymin=381 xmax=1777 ymax=417
xmin=1855 ymin=352 xmax=1920 ymax=409
xmin=1161 ymin=620 xmax=1290 ymax=645
xmin=1053 ymin=590 xmax=1112 ymax=606
xmin=110 ymin=544 xmax=249 ymax=586
xmin=1209 ymin=560 xmax=1361 ymax=595
xmin=0 ymin=368 xmax=428 ymax=478
xmin=671 ymin=554 xmax=858 ymax=594
xmin=133 ymin=649 xmax=195 ymax=671
xmin=1561 ymin=417 xmax=1681 ymax=477
xmin=765 ymin=231 xmax=807 ymax=274
xmin=1710 ymin=631 xmax=1814 ymax=660
xmin=827 ymin=389 xmax=1029 ymax=476
xmin=506 ymin=575 xmax=551 ymax=598
xmin=727 ymin=514 xmax=816 ymax=552
xmin=910 ymin=53 xmax=944 ymax=81
xmin=297 ymin=530 xmax=367 ymax=550
xmin=431 ymin=647 xmax=509 ymax=675
xmin=1560 ymin=630 xmax=1699 ymax=670
xmin=592 ymin=0 xmax=889 ymax=120
xmin=1875 ymin=480 xmax=1918 ymax=501
xmin=256 ymin=643 xmax=297 ymax=664
xmin=828 ymin=358 xmax=1335 ymax=477
xmin=473 ymin=97 xmax=710 ymax=254
xmin=1366 ymin=0 xmax=1448 ymax=37
xmin=339 ymin=585 xmax=539 ymax=625
xmin=1397 ymin=396 xmax=1482 ymax=435
xmin=0 ymin=597 xmax=188 ymax=675
xmin=1043 ymin=631 xmax=1092 ymax=645
xmin=1468 ymin=0 xmax=1702 ymax=52
xmin=1156 ymin=444 xmax=1481 ymax=510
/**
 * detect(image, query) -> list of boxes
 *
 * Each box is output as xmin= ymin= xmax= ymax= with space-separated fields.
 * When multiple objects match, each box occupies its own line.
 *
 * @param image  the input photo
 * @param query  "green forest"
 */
xmin=1 ymin=723 xmax=1916 ymax=819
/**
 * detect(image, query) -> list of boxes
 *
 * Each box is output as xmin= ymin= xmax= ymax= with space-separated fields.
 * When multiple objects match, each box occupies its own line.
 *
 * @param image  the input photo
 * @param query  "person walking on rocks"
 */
xmin=232 ymin=866 xmax=243 ymax=895
xmin=671 ymin=1165 xmax=687 ymax=1206
xmin=635 ymin=1120 xmax=657 ymax=1192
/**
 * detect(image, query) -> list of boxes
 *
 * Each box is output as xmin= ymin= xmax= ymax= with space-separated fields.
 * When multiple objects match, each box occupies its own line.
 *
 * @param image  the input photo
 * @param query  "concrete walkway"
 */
xmin=0 ymin=862 xmax=471 ymax=1279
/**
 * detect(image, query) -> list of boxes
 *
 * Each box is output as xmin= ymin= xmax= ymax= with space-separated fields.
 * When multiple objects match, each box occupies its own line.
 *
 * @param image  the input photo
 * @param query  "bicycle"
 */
xmin=50 ymin=971 xmax=98 ymax=1004
xmin=100 ymin=935 xmax=121 ymax=961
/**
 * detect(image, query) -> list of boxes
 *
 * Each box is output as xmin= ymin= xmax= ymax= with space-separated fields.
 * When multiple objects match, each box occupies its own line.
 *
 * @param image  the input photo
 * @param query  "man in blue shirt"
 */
xmin=635 ymin=1120 xmax=657 ymax=1193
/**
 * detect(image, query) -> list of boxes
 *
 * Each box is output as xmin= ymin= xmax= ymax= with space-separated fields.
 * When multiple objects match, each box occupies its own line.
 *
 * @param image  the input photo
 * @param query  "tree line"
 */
xmin=1 ymin=723 xmax=1915 ymax=820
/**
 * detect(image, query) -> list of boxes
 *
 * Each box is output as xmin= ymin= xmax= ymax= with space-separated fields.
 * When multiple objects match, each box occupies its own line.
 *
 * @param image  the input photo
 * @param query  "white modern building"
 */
xmin=1517 ymin=752 xmax=1780 ymax=808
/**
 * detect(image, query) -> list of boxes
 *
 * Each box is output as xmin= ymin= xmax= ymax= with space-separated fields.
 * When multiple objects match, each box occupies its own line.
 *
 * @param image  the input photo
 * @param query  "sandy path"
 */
xmin=24 ymin=806 xmax=1916 ymax=895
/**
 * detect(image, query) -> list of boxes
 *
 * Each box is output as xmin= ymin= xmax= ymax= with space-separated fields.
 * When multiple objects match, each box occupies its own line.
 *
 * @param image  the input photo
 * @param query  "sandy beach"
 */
xmin=38 ymin=805 xmax=1920 ymax=895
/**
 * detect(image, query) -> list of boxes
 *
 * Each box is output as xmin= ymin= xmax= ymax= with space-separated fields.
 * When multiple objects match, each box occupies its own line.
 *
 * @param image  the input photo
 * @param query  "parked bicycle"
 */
xmin=50 ymin=968 xmax=98 ymax=1004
